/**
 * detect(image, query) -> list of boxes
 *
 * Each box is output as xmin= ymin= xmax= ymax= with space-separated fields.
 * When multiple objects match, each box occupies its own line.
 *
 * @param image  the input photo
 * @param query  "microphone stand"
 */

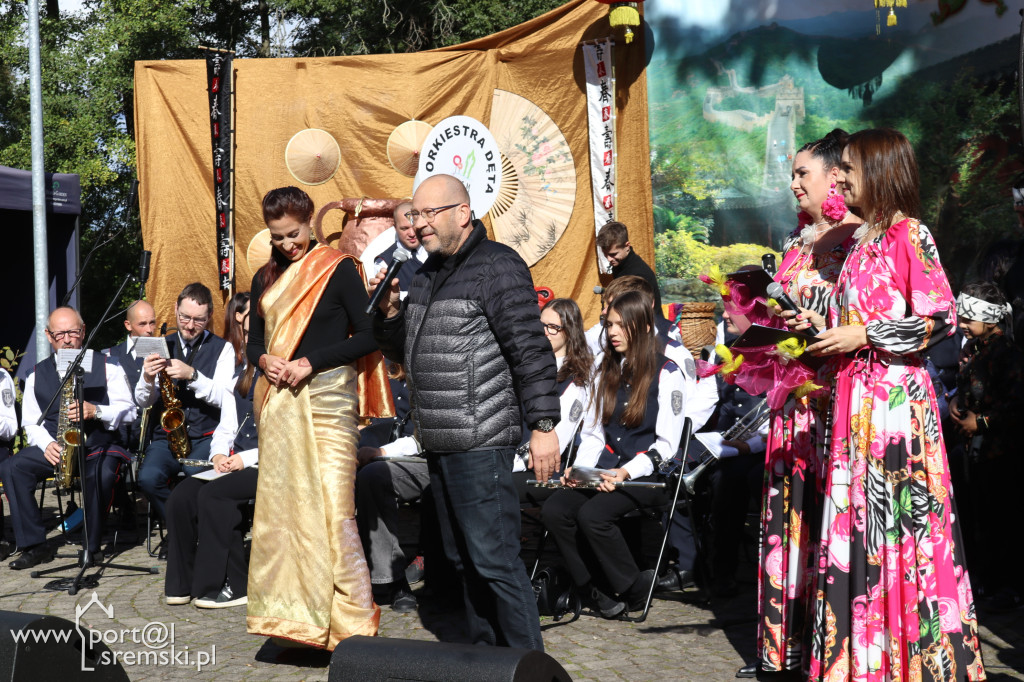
xmin=32 ymin=270 xmax=160 ymax=595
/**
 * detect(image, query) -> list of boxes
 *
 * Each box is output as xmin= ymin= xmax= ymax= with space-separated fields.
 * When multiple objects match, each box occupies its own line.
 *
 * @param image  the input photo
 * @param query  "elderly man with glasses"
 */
xmin=0 ymin=306 xmax=136 ymax=569
xmin=135 ymin=283 xmax=235 ymax=526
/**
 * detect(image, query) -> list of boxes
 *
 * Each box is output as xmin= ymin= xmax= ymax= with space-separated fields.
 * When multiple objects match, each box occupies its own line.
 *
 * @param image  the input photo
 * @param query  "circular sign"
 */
xmin=413 ymin=115 xmax=502 ymax=216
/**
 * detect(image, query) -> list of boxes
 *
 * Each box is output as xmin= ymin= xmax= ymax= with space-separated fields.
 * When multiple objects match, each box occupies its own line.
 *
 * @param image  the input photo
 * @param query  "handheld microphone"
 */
xmin=766 ymin=282 xmax=818 ymax=337
xmin=762 ymin=253 xmax=777 ymax=277
xmin=365 ymin=248 xmax=411 ymax=315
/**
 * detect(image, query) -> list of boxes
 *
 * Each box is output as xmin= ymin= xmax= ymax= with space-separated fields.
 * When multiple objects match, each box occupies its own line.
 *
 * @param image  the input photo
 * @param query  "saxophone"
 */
xmin=55 ymin=375 xmax=81 ymax=491
xmin=158 ymin=370 xmax=192 ymax=459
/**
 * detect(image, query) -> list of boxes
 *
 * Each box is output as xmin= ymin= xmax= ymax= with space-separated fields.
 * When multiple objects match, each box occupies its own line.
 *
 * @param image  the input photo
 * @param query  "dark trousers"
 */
xmin=541 ymin=478 xmax=665 ymax=595
xmin=164 ymin=467 xmax=258 ymax=599
xmin=428 ymin=449 xmax=543 ymax=651
xmin=0 ymin=445 xmax=126 ymax=552
xmin=138 ymin=436 xmax=212 ymax=522
xmin=355 ymin=460 xmax=430 ymax=585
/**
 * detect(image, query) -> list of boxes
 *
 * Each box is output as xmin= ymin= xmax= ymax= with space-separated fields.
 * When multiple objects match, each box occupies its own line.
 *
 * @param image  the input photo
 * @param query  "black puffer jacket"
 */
xmin=373 ymin=220 xmax=559 ymax=453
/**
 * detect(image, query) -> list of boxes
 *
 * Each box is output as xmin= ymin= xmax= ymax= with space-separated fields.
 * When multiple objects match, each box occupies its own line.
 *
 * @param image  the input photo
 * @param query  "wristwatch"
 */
xmin=531 ymin=418 xmax=556 ymax=433
xmin=94 ymin=405 xmax=103 ymax=421
xmin=189 ymin=368 xmax=198 ymax=383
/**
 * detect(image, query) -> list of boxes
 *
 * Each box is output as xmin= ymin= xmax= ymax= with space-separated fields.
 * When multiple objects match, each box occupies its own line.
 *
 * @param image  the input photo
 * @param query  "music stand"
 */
xmin=31 ymin=271 xmax=159 ymax=595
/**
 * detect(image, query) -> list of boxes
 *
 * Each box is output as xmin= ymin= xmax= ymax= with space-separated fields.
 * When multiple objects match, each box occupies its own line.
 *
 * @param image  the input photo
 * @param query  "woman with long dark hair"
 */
xmin=541 ymin=291 xmax=686 ymax=618
xmin=223 ymin=291 xmax=250 ymax=370
xmin=801 ymin=130 xmax=984 ymax=680
xmin=245 ymin=186 xmax=391 ymax=650
xmin=740 ymin=129 xmax=862 ymax=678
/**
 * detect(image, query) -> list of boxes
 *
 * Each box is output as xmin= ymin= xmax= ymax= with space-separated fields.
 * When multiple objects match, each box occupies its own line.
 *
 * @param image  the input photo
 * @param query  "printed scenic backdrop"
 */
xmin=644 ymin=0 xmax=1022 ymax=301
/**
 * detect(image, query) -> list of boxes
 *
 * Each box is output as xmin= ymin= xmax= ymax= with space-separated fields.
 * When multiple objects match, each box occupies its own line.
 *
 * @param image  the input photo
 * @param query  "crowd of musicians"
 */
xmin=0 ymin=126 xmax=1020 ymax=680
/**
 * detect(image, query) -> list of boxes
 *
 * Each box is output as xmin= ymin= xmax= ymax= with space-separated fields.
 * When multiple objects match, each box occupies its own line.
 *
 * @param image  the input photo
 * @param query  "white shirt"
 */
xmin=380 ymin=435 xmax=421 ymax=458
xmin=209 ymin=385 xmax=259 ymax=468
xmin=662 ymin=339 xmax=717 ymax=433
xmin=21 ymin=355 xmax=137 ymax=450
xmin=574 ymin=360 xmax=688 ymax=481
xmin=0 ymin=369 xmax=17 ymax=442
xmin=512 ymin=356 xmax=592 ymax=473
xmin=134 ymin=331 xmax=236 ymax=410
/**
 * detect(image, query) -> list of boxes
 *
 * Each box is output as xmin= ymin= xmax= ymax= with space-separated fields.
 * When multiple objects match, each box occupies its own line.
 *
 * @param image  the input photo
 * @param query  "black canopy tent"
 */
xmin=0 ymin=165 xmax=81 ymax=378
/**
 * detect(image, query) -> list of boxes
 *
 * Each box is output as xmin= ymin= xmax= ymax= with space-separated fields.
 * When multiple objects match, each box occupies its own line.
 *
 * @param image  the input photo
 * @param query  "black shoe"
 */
xmin=0 ymin=540 xmax=14 ymax=562
xmin=736 ymin=663 xmax=757 ymax=678
xmin=390 ymin=588 xmax=418 ymax=614
xmin=9 ymin=544 xmax=56 ymax=570
xmin=656 ymin=567 xmax=696 ymax=593
xmin=405 ymin=555 xmax=425 ymax=585
xmin=585 ymin=586 xmax=625 ymax=619
xmin=624 ymin=569 xmax=657 ymax=611
xmin=195 ymin=582 xmax=247 ymax=609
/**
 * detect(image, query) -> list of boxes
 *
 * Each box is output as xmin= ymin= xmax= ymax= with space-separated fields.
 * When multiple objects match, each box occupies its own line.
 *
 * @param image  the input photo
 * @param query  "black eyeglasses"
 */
xmin=404 ymin=204 xmax=460 ymax=223
xmin=542 ymin=323 xmax=563 ymax=335
xmin=48 ymin=328 xmax=83 ymax=341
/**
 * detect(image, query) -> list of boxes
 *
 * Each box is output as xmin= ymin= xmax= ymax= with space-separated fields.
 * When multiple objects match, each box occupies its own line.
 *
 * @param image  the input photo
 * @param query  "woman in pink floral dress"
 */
xmin=804 ymin=129 xmax=984 ymax=681
xmin=740 ymin=130 xmax=862 ymax=679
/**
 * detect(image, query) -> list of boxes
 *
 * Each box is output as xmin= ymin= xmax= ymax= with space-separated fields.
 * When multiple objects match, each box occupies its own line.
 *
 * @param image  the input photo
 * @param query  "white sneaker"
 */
xmin=165 ymin=595 xmax=191 ymax=606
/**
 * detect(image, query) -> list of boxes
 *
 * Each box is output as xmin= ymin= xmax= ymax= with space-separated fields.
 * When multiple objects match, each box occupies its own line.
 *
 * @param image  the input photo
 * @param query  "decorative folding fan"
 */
xmin=285 ymin=128 xmax=341 ymax=185
xmin=246 ymin=228 xmax=272 ymax=274
xmin=387 ymin=120 xmax=433 ymax=176
xmin=486 ymin=90 xmax=576 ymax=267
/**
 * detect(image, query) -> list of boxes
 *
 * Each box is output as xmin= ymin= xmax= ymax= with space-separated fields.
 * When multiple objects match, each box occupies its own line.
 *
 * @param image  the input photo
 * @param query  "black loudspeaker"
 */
xmin=330 ymin=636 xmax=572 ymax=682
xmin=0 ymin=610 xmax=129 ymax=681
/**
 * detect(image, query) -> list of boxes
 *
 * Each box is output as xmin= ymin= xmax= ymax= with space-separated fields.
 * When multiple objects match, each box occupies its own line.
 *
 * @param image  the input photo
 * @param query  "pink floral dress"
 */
xmin=757 ymin=228 xmax=851 ymax=672
xmin=809 ymin=219 xmax=985 ymax=681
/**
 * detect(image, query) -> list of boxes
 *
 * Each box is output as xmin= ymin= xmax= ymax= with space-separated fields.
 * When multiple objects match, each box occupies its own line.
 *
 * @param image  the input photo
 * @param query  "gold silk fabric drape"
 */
xmin=133 ymin=0 xmax=653 ymax=334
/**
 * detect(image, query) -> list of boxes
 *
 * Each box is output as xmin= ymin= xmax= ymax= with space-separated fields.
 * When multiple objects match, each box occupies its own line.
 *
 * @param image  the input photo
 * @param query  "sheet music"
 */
xmin=132 ymin=336 xmax=170 ymax=359
xmin=56 ymin=349 xmax=94 ymax=377
xmin=694 ymin=432 xmax=730 ymax=458
xmin=192 ymin=467 xmax=227 ymax=481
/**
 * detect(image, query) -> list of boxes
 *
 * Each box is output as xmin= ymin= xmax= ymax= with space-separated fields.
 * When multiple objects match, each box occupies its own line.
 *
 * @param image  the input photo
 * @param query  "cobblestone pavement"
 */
xmin=0 ymin=506 xmax=1019 ymax=680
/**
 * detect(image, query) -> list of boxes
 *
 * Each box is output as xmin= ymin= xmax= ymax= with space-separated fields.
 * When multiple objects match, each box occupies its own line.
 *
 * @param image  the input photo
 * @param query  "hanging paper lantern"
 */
xmin=595 ymin=1 xmax=644 ymax=44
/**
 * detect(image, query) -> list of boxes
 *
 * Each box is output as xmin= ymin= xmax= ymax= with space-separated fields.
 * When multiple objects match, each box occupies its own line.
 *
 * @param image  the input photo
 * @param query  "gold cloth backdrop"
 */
xmin=133 ymin=0 xmax=652 ymax=334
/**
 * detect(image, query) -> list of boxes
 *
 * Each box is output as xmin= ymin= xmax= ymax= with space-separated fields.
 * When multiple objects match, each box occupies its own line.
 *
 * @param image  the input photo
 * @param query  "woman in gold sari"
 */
xmin=246 ymin=186 xmax=391 ymax=650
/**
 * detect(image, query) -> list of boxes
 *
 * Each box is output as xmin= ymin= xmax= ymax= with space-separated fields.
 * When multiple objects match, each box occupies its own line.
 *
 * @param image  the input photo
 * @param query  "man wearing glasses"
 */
xmin=371 ymin=174 xmax=560 ymax=651
xmin=135 ymin=283 xmax=234 ymax=525
xmin=0 ymin=307 xmax=136 ymax=569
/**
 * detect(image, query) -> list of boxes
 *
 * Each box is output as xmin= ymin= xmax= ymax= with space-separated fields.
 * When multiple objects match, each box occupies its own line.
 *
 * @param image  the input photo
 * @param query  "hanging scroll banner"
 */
xmin=205 ymin=51 xmax=233 ymax=290
xmin=583 ymin=39 xmax=616 ymax=275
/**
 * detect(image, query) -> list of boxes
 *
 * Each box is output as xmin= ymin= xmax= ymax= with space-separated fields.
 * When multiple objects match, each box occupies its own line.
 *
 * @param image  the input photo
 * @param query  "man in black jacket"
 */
xmin=371 ymin=174 xmax=559 ymax=651
xmin=597 ymin=220 xmax=663 ymax=313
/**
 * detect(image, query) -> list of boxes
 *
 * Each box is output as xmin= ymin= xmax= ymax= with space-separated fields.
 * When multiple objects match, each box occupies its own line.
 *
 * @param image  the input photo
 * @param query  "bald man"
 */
xmin=104 ymin=300 xmax=156 ymax=451
xmin=372 ymin=174 xmax=559 ymax=651
xmin=1 ymin=307 xmax=136 ymax=569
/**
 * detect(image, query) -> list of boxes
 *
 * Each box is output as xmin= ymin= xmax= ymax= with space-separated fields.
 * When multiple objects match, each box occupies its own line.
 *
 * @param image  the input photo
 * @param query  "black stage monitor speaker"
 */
xmin=0 ymin=610 xmax=129 ymax=681
xmin=330 ymin=636 xmax=572 ymax=682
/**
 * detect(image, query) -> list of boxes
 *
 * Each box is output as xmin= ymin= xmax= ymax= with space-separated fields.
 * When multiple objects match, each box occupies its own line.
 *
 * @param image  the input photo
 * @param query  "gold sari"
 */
xmin=246 ymin=245 xmax=390 ymax=650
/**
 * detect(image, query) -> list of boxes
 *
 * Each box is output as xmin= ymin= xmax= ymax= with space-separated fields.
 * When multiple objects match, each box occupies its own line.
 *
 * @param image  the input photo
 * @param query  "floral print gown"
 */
xmin=809 ymin=219 xmax=985 ymax=682
xmin=758 ymin=229 xmax=851 ymax=672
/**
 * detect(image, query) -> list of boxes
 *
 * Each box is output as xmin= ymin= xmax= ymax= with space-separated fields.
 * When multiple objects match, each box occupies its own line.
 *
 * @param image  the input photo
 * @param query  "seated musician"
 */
xmin=540 ymin=291 xmax=686 ymax=619
xmin=355 ymin=361 xmax=428 ymax=614
xmin=661 ymin=308 xmax=767 ymax=597
xmin=164 ymin=312 xmax=258 ymax=609
xmin=513 ymin=298 xmax=593 ymax=505
xmin=0 ymin=366 xmax=19 ymax=559
xmin=0 ymin=307 xmax=136 ymax=569
xmin=135 ymin=283 xmax=235 ymax=525
xmin=586 ymin=276 xmax=715 ymax=432
xmin=103 ymin=299 xmax=157 ymax=452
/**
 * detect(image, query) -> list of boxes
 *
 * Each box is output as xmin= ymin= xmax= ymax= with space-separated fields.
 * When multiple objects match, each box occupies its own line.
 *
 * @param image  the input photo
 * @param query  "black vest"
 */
xmin=232 ymin=370 xmax=259 ymax=453
xmin=105 ymin=340 xmax=145 ymax=447
xmin=152 ymin=331 xmax=228 ymax=441
xmin=33 ymin=353 xmax=118 ymax=450
xmin=597 ymin=355 xmax=676 ymax=469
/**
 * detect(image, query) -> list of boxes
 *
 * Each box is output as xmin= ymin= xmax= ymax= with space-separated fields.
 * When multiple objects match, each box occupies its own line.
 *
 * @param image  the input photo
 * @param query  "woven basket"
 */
xmin=672 ymin=302 xmax=717 ymax=358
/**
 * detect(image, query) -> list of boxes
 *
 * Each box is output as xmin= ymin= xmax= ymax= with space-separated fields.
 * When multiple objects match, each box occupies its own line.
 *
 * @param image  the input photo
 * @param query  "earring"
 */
xmin=821 ymin=182 xmax=847 ymax=221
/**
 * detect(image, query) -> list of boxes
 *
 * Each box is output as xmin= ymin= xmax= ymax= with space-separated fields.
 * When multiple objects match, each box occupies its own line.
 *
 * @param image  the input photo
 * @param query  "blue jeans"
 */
xmin=428 ymin=448 xmax=542 ymax=650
